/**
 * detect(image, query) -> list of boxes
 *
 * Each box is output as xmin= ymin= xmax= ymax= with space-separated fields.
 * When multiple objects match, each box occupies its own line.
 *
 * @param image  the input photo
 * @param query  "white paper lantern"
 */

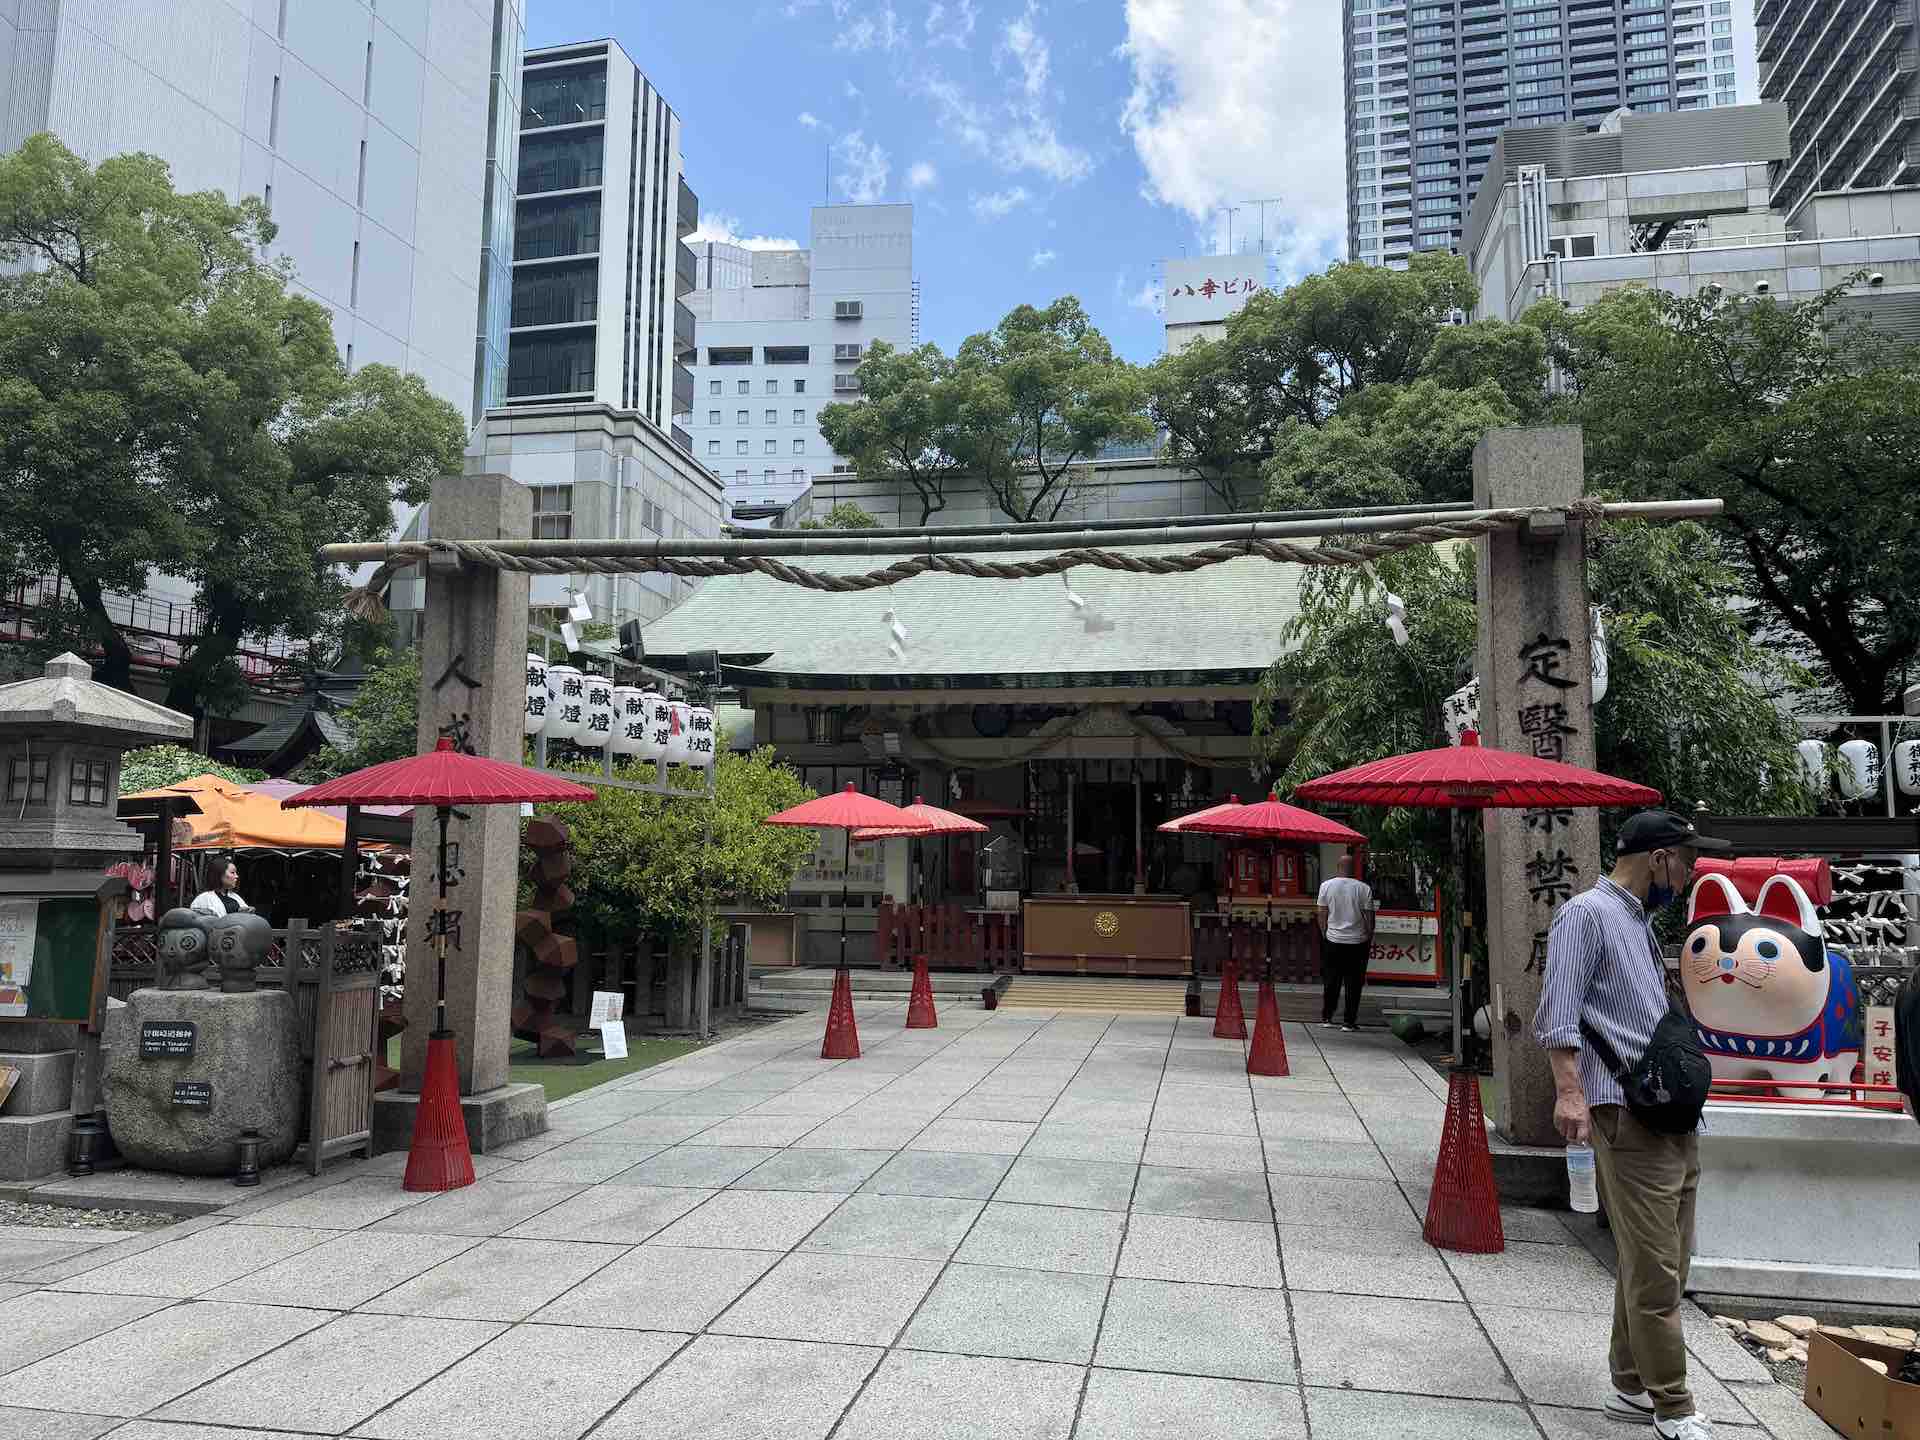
xmin=687 ymin=705 xmax=717 ymax=768
xmin=524 ymin=653 xmax=551 ymax=737
xmin=543 ymin=664 xmax=584 ymax=743
xmin=1895 ymin=740 xmax=1920 ymax=798
xmin=1837 ymin=738 xmax=1880 ymax=800
xmin=664 ymin=700 xmax=694 ymax=765
xmin=637 ymin=692 xmax=670 ymax=761
xmin=1795 ymin=738 xmax=1830 ymax=793
xmin=611 ymin=686 xmax=645 ymax=756
xmin=577 ymin=676 xmax=615 ymax=750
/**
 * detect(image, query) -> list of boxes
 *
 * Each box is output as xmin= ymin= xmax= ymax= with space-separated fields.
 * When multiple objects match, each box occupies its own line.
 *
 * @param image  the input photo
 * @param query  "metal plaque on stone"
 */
xmin=140 ymin=1022 xmax=197 ymax=1059
xmin=171 ymin=1080 xmax=212 ymax=1108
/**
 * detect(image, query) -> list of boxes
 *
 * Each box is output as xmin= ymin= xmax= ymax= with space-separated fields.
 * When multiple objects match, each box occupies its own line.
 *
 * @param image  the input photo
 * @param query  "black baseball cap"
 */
xmin=1615 ymin=810 xmax=1731 ymax=856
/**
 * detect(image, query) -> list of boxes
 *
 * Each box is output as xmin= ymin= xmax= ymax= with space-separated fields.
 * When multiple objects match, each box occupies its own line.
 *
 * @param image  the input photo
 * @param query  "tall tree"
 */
xmin=798 ymin=500 xmax=880 ymax=530
xmin=951 ymin=297 xmax=1153 ymax=523
xmin=0 ymin=133 xmax=464 ymax=714
xmin=1539 ymin=285 xmax=1920 ymax=713
xmin=816 ymin=342 xmax=967 ymax=525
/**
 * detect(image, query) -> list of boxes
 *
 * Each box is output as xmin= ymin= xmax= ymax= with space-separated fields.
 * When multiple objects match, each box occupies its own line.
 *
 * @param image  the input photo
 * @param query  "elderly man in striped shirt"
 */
xmin=1532 ymin=810 xmax=1729 ymax=1440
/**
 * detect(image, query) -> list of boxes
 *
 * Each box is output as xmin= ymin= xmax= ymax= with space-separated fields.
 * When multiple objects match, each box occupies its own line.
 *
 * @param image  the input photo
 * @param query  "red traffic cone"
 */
xmin=402 ymin=1033 xmax=476 ymax=1192
xmin=1246 ymin=974 xmax=1289 ymax=1076
xmin=821 ymin=965 xmax=862 ymax=1059
xmin=905 ymin=954 xmax=939 ymax=1029
xmin=1213 ymin=955 xmax=1247 ymax=1040
xmin=1423 ymin=1067 xmax=1505 ymax=1253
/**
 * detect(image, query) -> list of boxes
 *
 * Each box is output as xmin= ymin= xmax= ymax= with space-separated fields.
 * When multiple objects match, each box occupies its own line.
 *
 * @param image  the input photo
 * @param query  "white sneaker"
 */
xmin=1654 ymin=1413 xmax=1714 ymax=1439
xmin=1604 ymin=1390 xmax=1656 ymax=1424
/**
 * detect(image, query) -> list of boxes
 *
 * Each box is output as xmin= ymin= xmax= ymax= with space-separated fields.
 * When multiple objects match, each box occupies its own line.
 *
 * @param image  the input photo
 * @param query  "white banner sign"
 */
xmin=1163 ymin=256 xmax=1269 ymax=326
xmin=598 ymin=1020 xmax=628 ymax=1061
xmin=589 ymin=990 xmax=625 ymax=1026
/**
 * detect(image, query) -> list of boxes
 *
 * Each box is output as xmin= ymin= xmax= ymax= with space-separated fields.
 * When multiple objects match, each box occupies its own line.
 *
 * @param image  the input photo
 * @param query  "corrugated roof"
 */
xmin=640 ymin=544 xmax=1308 ymax=686
xmin=0 ymin=654 xmax=194 ymax=739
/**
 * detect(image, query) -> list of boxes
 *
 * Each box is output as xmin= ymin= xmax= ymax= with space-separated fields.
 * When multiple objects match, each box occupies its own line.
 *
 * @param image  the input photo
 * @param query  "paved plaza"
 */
xmin=0 ymin=1004 xmax=1831 ymax=1440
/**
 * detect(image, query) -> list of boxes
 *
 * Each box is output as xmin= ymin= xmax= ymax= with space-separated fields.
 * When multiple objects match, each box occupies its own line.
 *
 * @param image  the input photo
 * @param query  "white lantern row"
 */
xmin=525 ymin=653 xmax=549 ymax=736
xmin=523 ymin=657 xmax=714 ymax=770
xmin=1837 ymin=738 xmax=1880 ymax=800
xmin=543 ymin=664 xmax=584 ymax=743
xmin=1794 ymin=737 xmax=1920 ymax=799
xmin=1897 ymin=740 xmax=1920 ymax=798
xmin=578 ymin=677 xmax=615 ymax=750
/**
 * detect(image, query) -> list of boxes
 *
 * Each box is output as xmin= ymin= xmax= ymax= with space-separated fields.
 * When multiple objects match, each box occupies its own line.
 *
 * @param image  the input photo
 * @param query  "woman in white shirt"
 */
xmin=190 ymin=860 xmax=251 ymax=918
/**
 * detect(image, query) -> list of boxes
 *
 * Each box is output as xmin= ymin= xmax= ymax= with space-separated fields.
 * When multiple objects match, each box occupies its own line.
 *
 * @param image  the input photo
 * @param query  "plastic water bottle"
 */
xmin=1566 ymin=1142 xmax=1599 ymax=1213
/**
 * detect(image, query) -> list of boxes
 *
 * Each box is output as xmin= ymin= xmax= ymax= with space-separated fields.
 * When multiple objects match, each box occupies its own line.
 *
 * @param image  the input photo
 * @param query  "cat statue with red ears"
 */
xmin=1683 ymin=872 xmax=1861 ymax=1099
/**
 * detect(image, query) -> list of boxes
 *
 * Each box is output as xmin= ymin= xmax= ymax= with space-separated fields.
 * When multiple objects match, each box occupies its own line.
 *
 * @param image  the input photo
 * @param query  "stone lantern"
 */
xmin=0 ymin=654 xmax=193 ymax=1180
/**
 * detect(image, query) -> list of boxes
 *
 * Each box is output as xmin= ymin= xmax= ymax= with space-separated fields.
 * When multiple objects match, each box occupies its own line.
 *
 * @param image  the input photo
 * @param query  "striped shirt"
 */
xmin=1532 ymin=878 xmax=1673 ymax=1111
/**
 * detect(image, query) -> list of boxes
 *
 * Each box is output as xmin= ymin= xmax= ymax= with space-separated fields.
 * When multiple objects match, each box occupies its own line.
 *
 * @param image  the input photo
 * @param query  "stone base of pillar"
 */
xmin=0 ymin=1109 xmax=74 ymax=1182
xmin=371 ymin=1082 xmax=547 ymax=1157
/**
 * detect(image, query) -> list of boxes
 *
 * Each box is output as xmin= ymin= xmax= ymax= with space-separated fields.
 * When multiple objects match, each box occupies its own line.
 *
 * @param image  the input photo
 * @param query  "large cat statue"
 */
xmin=1683 ymin=872 xmax=1860 ymax=1098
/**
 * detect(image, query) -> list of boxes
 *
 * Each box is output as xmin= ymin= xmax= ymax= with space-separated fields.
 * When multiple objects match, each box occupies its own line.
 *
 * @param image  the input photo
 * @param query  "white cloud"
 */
xmin=834 ymin=1 xmax=905 ymax=52
xmin=1002 ymin=3 xmax=1050 ymax=101
xmin=970 ymin=186 xmax=1031 ymax=219
xmin=832 ymin=131 xmax=892 ymax=204
xmin=925 ymin=0 xmax=978 ymax=48
xmin=1030 ymin=248 xmax=1057 ymax=269
xmin=798 ymin=111 xmax=821 ymax=129
xmin=1125 ymin=277 xmax=1163 ymax=313
xmin=1120 ymin=0 xmax=1346 ymax=283
xmin=689 ymin=211 xmax=802 ymax=252
xmin=907 ymin=160 xmax=939 ymax=191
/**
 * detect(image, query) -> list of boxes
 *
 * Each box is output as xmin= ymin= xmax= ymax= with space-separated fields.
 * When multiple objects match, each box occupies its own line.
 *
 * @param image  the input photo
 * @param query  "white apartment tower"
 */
xmin=1344 ymin=0 xmax=1741 ymax=269
xmin=1 ymin=0 xmax=517 ymax=420
xmin=505 ymin=37 xmax=697 ymax=442
xmin=685 ymin=204 xmax=915 ymax=508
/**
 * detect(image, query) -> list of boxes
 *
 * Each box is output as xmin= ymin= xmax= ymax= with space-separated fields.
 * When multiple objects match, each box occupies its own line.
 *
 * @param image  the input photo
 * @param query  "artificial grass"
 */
xmin=383 ymin=1031 xmax=708 ymax=1104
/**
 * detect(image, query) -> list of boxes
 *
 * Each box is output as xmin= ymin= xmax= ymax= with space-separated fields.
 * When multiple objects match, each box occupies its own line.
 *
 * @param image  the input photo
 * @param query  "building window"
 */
xmin=707 ymin=346 xmax=752 ymax=365
xmin=5 ymin=755 xmax=49 ymax=804
xmin=510 ymin=261 xmax=598 ymax=327
xmin=709 ymin=380 xmax=721 ymax=395
xmin=765 ymin=409 xmax=777 ymax=424
xmin=514 ymin=195 xmax=601 ymax=260
xmin=506 ymin=333 xmax=594 ymax=397
xmin=69 ymin=760 xmax=109 ymax=807
xmin=530 ymin=484 xmax=572 ymax=540
xmin=269 ymin=75 xmax=281 ymax=148
xmin=736 ymin=409 xmax=749 ymax=424
xmin=765 ymin=345 xmax=810 ymax=364
xmin=707 ymin=409 xmax=720 ymax=424
xmin=764 ymin=469 xmax=776 ymax=483
xmin=707 ymin=440 xmax=719 ymax=455
xmin=766 ymin=379 xmax=779 ymax=394
xmin=764 ymin=439 xmax=777 ymax=455
xmin=792 ymin=468 xmax=806 ymax=485
xmin=363 ymin=41 xmax=373 ymax=106
xmin=518 ymin=130 xmax=607 ymax=193
xmin=735 ymin=469 xmax=747 ymax=483
xmin=793 ymin=379 xmax=806 ymax=394
xmin=521 ymin=63 xmax=608 ymax=129
xmin=736 ymin=439 xmax=748 ymax=455
xmin=793 ymin=408 xmax=806 ymax=424
xmin=793 ymin=439 xmax=805 ymax=455
xmin=737 ymin=379 xmax=750 ymax=395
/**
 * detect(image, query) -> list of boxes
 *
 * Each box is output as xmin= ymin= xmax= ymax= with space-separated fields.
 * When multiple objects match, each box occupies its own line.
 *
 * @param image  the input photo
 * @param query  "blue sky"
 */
xmin=534 ymin=1 xmax=1760 ymax=366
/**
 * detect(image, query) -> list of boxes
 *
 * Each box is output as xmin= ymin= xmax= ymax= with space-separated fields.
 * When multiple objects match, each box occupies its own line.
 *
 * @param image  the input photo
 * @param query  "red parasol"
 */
xmin=763 ymin=784 xmax=929 ymax=968
xmin=850 ymin=795 xmax=988 ymax=842
xmin=285 ymin=737 xmax=596 ymax=810
xmin=1156 ymin=796 xmax=1243 ymax=833
xmin=1293 ymin=731 xmax=1660 ymax=810
xmin=1182 ymin=793 xmax=1365 ymax=845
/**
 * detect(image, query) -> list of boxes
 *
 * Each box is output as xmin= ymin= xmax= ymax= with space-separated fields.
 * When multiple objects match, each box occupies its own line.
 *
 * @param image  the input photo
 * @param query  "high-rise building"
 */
xmin=684 ymin=204 xmax=914 ymax=509
xmin=689 ymin=240 xmax=753 ymax=291
xmin=1344 ymin=0 xmax=1741 ymax=269
xmin=474 ymin=0 xmax=526 ymax=423
xmin=504 ymin=38 xmax=698 ymax=445
xmin=1757 ymin=0 xmax=1919 ymax=222
xmin=1 ymin=0 xmax=515 ymax=421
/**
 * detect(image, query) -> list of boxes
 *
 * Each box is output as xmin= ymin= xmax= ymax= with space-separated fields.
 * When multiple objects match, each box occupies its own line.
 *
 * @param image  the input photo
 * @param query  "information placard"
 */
xmin=140 ymin=1022 xmax=197 ymax=1059
xmin=171 ymin=1080 xmax=212 ymax=1108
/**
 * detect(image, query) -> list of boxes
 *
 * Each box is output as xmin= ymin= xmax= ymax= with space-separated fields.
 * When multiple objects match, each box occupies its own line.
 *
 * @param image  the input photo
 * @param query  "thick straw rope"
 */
xmin=344 ymin=503 xmax=1601 ymax=622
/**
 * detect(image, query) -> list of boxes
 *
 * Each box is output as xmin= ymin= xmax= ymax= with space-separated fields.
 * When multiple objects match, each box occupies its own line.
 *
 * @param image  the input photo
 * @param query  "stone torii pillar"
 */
xmin=1473 ymin=427 xmax=1601 ymax=1149
xmin=373 ymin=473 xmax=547 ymax=1153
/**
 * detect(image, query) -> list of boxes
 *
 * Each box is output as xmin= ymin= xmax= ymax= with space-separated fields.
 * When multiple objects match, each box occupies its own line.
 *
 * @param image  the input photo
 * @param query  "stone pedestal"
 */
xmin=0 ymin=1020 xmax=83 ymax=1182
xmin=1473 ymin=427 xmax=1600 ymax=1148
xmin=371 ymin=1082 xmax=547 ymax=1156
xmin=400 ymin=473 xmax=534 ymax=1102
xmin=103 ymin=989 xmax=301 ymax=1175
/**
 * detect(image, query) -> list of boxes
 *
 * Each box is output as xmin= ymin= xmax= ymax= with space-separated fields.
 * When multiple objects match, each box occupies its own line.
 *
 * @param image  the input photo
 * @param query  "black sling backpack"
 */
xmin=1580 ymin=999 xmax=1713 ymax=1136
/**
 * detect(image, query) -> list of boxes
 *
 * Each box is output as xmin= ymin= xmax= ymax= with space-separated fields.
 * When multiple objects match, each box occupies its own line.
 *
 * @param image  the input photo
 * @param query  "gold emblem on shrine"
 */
xmin=1093 ymin=911 xmax=1120 ymax=937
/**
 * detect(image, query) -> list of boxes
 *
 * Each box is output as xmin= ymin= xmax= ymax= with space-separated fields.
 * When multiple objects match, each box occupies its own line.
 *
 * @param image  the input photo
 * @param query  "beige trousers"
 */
xmin=1591 ymin=1103 xmax=1701 ymax=1421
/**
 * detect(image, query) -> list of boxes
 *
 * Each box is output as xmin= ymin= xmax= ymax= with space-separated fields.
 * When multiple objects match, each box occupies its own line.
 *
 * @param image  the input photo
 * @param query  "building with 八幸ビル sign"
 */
xmin=1161 ymin=255 xmax=1274 ymax=352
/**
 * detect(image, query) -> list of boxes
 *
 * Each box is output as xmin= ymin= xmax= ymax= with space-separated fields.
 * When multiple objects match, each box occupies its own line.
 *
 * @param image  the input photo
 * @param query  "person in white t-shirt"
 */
xmin=1316 ymin=854 xmax=1377 ymax=1032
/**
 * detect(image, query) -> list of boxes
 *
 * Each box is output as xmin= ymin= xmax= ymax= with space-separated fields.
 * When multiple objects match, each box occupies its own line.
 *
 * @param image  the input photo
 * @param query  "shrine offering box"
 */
xmin=1805 ymin=1330 xmax=1920 ymax=1440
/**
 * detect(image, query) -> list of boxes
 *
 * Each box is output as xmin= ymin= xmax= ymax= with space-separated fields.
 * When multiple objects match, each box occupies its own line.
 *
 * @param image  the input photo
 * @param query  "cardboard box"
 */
xmin=1805 ymin=1330 xmax=1920 ymax=1440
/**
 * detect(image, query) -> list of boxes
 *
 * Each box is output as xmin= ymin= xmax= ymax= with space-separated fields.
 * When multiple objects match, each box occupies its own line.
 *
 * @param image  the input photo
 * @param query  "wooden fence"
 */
xmin=110 ymin=919 xmax=384 ymax=1174
xmin=871 ymin=903 xmax=1023 ymax=972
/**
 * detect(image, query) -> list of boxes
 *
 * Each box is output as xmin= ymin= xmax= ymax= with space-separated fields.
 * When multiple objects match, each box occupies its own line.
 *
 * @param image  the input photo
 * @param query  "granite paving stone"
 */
xmin=614 ymin=1145 xmax=781 ymax=1188
xmin=353 ymin=1322 xmax=686 ymax=1440
xmin=992 ymin=1154 xmax=1137 ymax=1211
xmin=488 ymin=1143 xmax=660 ymax=1184
xmin=153 ymin=1312 xmax=502 ymax=1433
xmin=206 ymin=1230 xmax=481 ymax=1309
xmin=954 ymin=1200 xmax=1125 ymax=1275
xmin=789 ymin=1115 xmax=929 ymax=1149
xmin=52 ymin=1224 xmax=333 ymax=1298
xmin=501 ymin=1184 xmax=711 ymax=1244
xmin=1262 ymin=1137 xmax=1394 ymax=1180
xmin=692 ymin=1113 xmax=827 ymax=1146
xmin=709 ymin=1251 xmax=941 ymax=1346
xmin=943 ymin=1092 xmax=1056 ymax=1121
xmin=591 ymin=1335 xmax=878 ymax=1440
xmin=593 ymin=1115 xmax=722 ymax=1145
xmin=647 ymin=1188 xmax=844 ymax=1250
xmin=1307 ymin=1390 xmax=1545 ymax=1439
xmin=727 ymin=1146 xmax=891 ymax=1192
xmin=799 ymin=1193 xmax=983 ymax=1260
xmin=0 ymin=1289 xmax=176 ymax=1377
xmin=1680 ymin=1304 xmax=1776 ymax=1383
xmin=80 ymin=1426 xmax=333 ymax=1440
xmin=358 ymin=1237 xmax=623 ymax=1321
xmin=1022 ymin=1126 xmax=1145 ymax=1164
xmin=1442 ymin=1239 xmax=1620 ymax=1312
xmin=1253 ymin=1107 xmax=1371 ymax=1142
xmin=1140 ymin=1132 xmax=1265 ymax=1172
xmin=1278 ymin=1223 xmax=1462 ymax=1301
xmin=1094 ymin=1277 xmax=1295 ymax=1382
xmin=1532 ymin=1406 xmax=1767 ymax=1440
xmin=1476 ymin=1305 xmax=1757 ymax=1423
xmin=899 ymin=1262 xmax=1107 ymax=1363
xmin=1713 ymin=1381 xmax=1839 ymax=1440
xmin=859 ymin=1149 xmax=1013 ymax=1198
xmin=371 ymin=1180 xmax=586 ymax=1237
xmin=1117 ymin=1214 xmax=1283 ymax=1288
xmin=1268 ymin=1174 xmax=1421 ymax=1232
xmin=0 ymin=1300 xmax=333 ymax=1417
xmin=1075 ymin=1369 xmax=1307 ymax=1440
xmin=1034 ymin=1096 xmax=1152 ymax=1128
xmin=906 ymin=1117 xmax=1037 ymax=1154
xmin=0 ymin=1239 xmax=93 ymax=1278
xmin=1132 ymin=1165 xmax=1272 ymax=1221
xmin=0 ymin=1409 xmax=122 ymax=1440
xmin=1290 ymin=1293 xmax=1516 ymax=1400
xmin=833 ymin=1351 xmax=1083 ymax=1440
xmin=530 ymin=1244 xmax=779 ymax=1331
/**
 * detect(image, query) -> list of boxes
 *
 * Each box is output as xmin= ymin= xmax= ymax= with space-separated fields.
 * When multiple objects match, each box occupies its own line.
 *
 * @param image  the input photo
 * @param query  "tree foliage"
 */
xmin=541 ymin=748 xmax=818 ymax=951
xmin=1533 ymin=284 xmax=1920 ymax=713
xmin=0 ymin=134 xmax=466 ymax=718
xmin=816 ymin=343 xmax=967 ymax=525
xmin=296 ymin=648 xmax=422 ymax=782
xmin=798 ymin=500 xmax=879 ymax=530
xmin=119 ymin=746 xmax=265 ymax=795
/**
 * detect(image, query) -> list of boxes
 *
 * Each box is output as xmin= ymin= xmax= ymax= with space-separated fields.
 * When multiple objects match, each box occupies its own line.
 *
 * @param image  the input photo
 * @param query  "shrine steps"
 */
xmin=996 ymin=978 xmax=1191 ymax=1015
